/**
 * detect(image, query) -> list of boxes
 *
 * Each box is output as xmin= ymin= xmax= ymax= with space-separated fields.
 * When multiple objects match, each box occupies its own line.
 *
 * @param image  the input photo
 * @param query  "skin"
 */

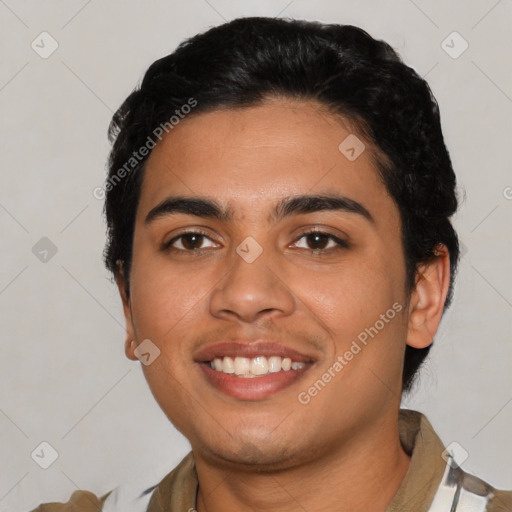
xmin=115 ymin=97 xmax=451 ymax=512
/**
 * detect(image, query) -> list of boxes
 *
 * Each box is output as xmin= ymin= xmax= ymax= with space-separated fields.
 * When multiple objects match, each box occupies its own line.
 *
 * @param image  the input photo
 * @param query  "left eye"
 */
xmin=292 ymin=231 xmax=348 ymax=251
xmin=166 ymin=232 xmax=217 ymax=251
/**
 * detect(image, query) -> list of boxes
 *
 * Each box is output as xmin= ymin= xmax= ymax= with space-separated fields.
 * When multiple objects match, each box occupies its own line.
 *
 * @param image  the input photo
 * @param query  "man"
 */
xmin=32 ymin=16 xmax=511 ymax=512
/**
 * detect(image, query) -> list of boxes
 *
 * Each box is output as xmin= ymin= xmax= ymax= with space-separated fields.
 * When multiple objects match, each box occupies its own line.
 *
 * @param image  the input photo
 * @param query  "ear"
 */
xmin=406 ymin=244 xmax=451 ymax=349
xmin=114 ymin=260 xmax=138 ymax=361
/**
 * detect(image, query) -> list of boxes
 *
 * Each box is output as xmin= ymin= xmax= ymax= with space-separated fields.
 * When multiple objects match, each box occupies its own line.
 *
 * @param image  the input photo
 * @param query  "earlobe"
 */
xmin=406 ymin=245 xmax=451 ymax=350
xmin=125 ymin=339 xmax=138 ymax=361
xmin=114 ymin=260 xmax=139 ymax=361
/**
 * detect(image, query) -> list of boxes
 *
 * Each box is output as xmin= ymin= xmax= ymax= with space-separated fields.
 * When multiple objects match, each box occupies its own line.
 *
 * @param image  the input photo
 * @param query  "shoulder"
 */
xmin=29 ymin=489 xmax=112 ymax=511
xmin=429 ymin=456 xmax=512 ymax=512
xmin=397 ymin=409 xmax=511 ymax=512
xmin=28 ymin=452 xmax=196 ymax=512
xmin=488 ymin=489 xmax=512 ymax=511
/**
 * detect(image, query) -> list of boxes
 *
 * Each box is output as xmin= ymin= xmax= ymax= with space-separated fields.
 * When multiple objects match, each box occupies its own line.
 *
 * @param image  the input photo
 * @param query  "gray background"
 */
xmin=1 ymin=1 xmax=510 ymax=511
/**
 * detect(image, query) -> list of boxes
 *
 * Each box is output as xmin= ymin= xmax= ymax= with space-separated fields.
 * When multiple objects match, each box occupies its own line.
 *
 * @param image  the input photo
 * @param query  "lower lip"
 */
xmin=198 ymin=363 xmax=312 ymax=401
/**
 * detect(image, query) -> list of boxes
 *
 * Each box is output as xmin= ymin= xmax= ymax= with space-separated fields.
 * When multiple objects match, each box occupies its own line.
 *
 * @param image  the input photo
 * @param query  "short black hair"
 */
xmin=103 ymin=16 xmax=460 ymax=393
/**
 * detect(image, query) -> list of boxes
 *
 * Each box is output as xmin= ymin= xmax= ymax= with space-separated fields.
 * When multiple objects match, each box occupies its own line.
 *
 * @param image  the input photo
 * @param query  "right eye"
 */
xmin=163 ymin=230 xmax=219 ymax=252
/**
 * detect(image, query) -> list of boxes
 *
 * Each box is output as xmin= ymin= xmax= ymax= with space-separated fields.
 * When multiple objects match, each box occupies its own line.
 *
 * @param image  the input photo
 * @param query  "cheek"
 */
xmin=128 ymin=255 xmax=212 ymax=430
xmin=295 ymin=253 xmax=402 ymax=340
xmin=129 ymin=249 xmax=215 ymax=339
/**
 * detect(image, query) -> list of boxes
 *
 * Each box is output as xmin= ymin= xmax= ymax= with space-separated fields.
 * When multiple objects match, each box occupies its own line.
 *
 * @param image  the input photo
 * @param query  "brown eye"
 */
xmin=305 ymin=232 xmax=330 ymax=250
xmin=164 ymin=231 xmax=217 ymax=252
xmin=181 ymin=233 xmax=205 ymax=250
xmin=293 ymin=230 xmax=349 ymax=252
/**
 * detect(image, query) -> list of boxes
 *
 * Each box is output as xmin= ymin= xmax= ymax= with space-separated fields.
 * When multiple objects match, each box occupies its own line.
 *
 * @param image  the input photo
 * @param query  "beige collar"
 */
xmin=146 ymin=409 xmax=447 ymax=512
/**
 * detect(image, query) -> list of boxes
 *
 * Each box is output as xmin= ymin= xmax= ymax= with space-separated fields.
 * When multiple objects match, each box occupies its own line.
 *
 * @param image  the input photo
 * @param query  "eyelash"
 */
xmin=163 ymin=228 xmax=349 ymax=254
xmin=296 ymin=229 xmax=350 ymax=252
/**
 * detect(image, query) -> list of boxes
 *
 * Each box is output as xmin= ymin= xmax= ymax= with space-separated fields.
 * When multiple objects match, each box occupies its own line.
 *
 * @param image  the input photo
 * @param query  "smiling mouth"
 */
xmin=194 ymin=341 xmax=317 ymax=399
xmin=205 ymin=355 xmax=311 ymax=378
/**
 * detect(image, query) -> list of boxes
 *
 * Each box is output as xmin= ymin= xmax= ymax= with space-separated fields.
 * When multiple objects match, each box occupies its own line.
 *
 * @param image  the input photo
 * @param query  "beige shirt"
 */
xmin=30 ymin=409 xmax=512 ymax=511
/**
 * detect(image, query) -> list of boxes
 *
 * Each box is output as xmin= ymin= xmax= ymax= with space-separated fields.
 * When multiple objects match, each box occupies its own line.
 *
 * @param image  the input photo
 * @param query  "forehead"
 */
xmin=137 ymin=98 xmax=396 ymax=226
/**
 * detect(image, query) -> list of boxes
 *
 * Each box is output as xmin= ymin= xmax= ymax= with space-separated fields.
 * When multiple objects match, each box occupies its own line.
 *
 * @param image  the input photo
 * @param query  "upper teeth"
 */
xmin=210 ymin=356 xmax=306 ymax=377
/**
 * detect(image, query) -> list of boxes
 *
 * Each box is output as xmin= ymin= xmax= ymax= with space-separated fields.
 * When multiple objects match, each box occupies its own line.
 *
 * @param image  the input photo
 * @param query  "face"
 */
xmin=117 ymin=98 xmax=442 ymax=470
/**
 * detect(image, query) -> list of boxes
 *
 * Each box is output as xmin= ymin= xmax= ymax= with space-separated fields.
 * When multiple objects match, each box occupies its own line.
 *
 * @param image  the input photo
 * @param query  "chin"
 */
xmin=195 ymin=436 xmax=306 ymax=473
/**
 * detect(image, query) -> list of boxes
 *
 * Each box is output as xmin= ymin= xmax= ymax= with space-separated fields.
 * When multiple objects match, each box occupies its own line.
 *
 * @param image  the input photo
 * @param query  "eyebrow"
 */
xmin=144 ymin=194 xmax=375 ymax=226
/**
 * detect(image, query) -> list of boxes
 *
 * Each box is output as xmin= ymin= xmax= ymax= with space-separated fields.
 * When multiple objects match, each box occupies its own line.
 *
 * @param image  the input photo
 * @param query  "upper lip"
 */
xmin=193 ymin=341 xmax=316 ymax=363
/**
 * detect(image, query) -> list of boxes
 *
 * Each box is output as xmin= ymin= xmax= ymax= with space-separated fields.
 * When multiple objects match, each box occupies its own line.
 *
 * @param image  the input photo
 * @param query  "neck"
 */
xmin=194 ymin=413 xmax=411 ymax=512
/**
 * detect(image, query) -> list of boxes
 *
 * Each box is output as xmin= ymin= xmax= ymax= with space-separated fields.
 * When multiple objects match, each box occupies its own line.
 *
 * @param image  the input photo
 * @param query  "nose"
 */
xmin=209 ymin=243 xmax=295 ymax=324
